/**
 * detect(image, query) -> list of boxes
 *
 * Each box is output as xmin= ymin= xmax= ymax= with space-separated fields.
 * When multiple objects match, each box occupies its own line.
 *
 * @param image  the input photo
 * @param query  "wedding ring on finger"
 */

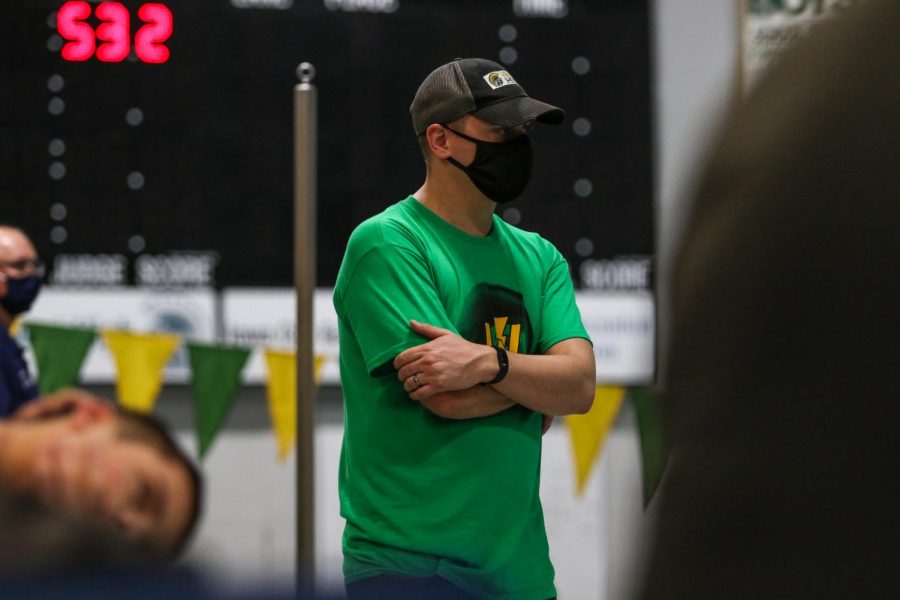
xmin=412 ymin=374 xmax=421 ymax=388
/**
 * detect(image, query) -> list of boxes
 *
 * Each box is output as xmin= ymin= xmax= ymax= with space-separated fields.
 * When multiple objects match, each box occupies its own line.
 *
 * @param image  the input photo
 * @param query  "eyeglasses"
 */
xmin=515 ymin=120 xmax=537 ymax=132
xmin=0 ymin=258 xmax=45 ymax=276
xmin=498 ymin=120 xmax=535 ymax=140
xmin=443 ymin=120 xmax=536 ymax=144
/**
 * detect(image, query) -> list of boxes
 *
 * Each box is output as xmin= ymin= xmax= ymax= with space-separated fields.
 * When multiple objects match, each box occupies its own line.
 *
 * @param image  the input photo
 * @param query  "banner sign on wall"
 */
xmin=740 ymin=0 xmax=860 ymax=93
xmin=738 ymin=0 xmax=859 ymax=93
xmin=576 ymin=292 xmax=655 ymax=384
xmin=222 ymin=288 xmax=341 ymax=384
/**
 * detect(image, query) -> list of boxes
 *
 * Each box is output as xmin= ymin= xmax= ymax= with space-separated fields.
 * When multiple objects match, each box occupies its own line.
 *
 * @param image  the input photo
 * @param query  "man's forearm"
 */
xmin=489 ymin=340 xmax=596 ymax=416
xmin=396 ymin=321 xmax=596 ymax=417
xmin=418 ymin=385 xmax=515 ymax=420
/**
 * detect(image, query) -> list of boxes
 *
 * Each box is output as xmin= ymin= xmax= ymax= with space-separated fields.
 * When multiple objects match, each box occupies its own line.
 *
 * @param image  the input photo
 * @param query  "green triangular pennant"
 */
xmin=27 ymin=322 xmax=96 ymax=394
xmin=630 ymin=387 xmax=669 ymax=506
xmin=187 ymin=342 xmax=251 ymax=459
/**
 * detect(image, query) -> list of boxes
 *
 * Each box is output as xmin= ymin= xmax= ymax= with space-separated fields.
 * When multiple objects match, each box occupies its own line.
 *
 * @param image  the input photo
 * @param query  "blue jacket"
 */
xmin=0 ymin=327 xmax=38 ymax=417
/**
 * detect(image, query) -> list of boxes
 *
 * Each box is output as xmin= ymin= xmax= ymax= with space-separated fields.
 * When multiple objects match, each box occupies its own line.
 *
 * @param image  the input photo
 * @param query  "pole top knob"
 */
xmin=296 ymin=62 xmax=316 ymax=84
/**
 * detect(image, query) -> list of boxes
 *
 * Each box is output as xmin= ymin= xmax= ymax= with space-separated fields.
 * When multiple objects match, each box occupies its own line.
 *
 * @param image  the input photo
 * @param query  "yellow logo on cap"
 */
xmin=483 ymin=70 xmax=517 ymax=90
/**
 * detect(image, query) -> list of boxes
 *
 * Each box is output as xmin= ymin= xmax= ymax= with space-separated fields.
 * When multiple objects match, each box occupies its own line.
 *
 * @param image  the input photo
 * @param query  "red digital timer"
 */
xmin=57 ymin=1 xmax=173 ymax=64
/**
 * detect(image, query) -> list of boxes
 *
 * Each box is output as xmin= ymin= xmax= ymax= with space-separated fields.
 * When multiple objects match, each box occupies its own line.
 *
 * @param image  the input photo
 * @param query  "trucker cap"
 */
xmin=410 ymin=58 xmax=566 ymax=135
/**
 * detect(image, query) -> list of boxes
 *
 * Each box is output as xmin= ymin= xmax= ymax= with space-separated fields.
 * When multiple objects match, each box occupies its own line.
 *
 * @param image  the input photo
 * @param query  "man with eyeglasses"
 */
xmin=0 ymin=225 xmax=43 ymax=417
xmin=334 ymin=58 xmax=595 ymax=599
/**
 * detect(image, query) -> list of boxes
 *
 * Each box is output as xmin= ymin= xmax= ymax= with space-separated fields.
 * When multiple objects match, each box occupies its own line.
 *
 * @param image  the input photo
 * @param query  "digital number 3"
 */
xmin=96 ymin=1 xmax=130 ymax=62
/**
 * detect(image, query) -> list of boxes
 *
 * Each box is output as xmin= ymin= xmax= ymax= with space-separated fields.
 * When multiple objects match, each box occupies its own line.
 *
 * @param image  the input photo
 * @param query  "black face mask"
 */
xmin=1 ymin=275 xmax=41 ymax=316
xmin=443 ymin=125 xmax=533 ymax=204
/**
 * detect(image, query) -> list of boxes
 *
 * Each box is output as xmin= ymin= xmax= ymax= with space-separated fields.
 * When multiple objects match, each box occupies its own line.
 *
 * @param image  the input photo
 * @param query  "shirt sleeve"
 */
xmin=340 ymin=239 xmax=457 ymax=377
xmin=537 ymin=251 xmax=592 ymax=353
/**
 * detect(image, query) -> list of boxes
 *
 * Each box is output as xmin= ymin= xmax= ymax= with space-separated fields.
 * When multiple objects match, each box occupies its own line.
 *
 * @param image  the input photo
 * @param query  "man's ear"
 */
xmin=425 ymin=123 xmax=452 ymax=160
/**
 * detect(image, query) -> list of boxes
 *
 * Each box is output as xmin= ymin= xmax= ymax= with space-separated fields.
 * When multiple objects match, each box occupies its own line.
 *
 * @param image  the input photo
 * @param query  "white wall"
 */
xmin=654 ymin=0 xmax=738 ymax=269
xmin=653 ymin=0 xmax=739 ymax=370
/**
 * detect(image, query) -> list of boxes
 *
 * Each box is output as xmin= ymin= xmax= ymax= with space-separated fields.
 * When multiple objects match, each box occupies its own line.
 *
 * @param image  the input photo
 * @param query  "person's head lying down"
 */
xmin=0 ymin=389 xmax=202 ymax=561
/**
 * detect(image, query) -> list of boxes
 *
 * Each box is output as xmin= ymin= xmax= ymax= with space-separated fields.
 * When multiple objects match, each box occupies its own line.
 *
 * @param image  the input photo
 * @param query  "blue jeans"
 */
xmin=345 ymin=574 xmax=557 ymax=600
xmin=345 ymin=574 xmax=477 ymax=599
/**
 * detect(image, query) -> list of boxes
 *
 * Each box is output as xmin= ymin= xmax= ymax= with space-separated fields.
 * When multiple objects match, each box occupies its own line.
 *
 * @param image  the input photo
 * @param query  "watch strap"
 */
xmin=486 ymin=346 xmax=509 ymax=385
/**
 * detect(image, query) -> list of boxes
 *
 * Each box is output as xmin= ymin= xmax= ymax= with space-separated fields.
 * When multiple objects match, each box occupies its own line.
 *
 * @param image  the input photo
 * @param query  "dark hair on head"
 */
xmin=115 ymin=408 xmax=204 ymax=560
xmin=417 ymin=132 xmax=431 ymax=165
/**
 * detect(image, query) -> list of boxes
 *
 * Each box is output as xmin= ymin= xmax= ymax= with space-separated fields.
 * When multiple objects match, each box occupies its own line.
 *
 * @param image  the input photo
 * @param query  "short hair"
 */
xmin=417 ymin=133 xmax=431 ymax=165
xmin=116 ymin=409 xmax=203 ymax=560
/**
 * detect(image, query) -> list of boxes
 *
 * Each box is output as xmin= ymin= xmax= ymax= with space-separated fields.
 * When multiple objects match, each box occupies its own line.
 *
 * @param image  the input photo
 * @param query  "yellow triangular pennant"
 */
xmin=263 ymin=351 xmax=327 ymax=462
xmin=101 ymin=329 xmax=181 ymax=413
xmin=264 ymin=349 xmax=297 ymax=462
xmin=565 ymin=385 xmax=625 ymax=495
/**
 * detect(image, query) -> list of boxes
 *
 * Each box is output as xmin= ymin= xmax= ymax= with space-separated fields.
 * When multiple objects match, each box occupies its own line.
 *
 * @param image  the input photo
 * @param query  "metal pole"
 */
xmin=293 ymin=61 xmax=317 ymax=593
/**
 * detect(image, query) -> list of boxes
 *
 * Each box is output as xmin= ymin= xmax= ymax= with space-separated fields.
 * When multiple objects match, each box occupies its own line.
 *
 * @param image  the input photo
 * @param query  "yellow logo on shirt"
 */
xmin=484 ymin=317 xmax=521 ymax=353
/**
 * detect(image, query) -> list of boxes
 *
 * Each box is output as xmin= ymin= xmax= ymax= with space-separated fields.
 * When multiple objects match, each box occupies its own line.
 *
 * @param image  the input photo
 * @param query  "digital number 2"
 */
xmin=135 ymin=4 xmax=173 ymax=64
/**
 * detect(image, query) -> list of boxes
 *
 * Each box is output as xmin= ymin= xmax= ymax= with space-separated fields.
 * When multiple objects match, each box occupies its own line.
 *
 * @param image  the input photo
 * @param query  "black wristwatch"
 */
xmin=486 ymin=346 xmax=509 ymax=385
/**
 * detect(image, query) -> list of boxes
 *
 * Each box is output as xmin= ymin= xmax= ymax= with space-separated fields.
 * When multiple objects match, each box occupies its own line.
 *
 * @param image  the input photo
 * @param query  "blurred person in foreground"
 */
xmin=0 ymin=388 xmax=202 ymax=566
xmin=640 ymin=0 xmax=900 ymax=598
xmin=0 ymin=226 xmax=43 ymax=416
xmin=334 ymin=58 xmax=595 ymax=599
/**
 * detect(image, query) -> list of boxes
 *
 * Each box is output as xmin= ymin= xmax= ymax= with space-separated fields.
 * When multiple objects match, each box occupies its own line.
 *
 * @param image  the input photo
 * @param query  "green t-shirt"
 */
xmin=333 ymin=196 xmax=591 ymax=599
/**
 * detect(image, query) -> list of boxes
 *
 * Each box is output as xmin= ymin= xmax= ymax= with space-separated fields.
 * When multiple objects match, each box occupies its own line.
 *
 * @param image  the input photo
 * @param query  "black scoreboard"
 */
xmin=2 ymin=0 xmax=653 ymax=289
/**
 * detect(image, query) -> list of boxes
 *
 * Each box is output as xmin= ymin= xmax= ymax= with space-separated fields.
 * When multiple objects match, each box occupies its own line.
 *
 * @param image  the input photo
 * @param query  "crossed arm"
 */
xmin=393 ymin=320 xmax=596 ymax=426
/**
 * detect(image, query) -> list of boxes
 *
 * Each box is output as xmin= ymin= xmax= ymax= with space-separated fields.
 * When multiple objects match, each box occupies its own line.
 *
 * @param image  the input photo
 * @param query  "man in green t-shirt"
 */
xmin=334 ymin=58 xmax=596 ymax=600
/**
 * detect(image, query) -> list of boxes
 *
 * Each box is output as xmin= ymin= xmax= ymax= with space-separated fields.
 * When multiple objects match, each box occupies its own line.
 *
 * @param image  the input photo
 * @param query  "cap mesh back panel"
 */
xmin=410 ymin=62 xmax=477 ymax=134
